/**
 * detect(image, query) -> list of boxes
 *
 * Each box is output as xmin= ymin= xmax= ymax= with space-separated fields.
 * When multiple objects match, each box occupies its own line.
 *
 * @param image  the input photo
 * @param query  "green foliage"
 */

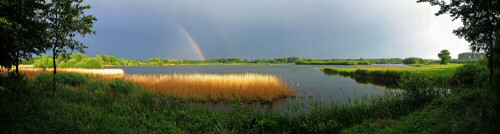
xmin=295 ymin=58 xmax=372 ymax=65
xmin=28 ymin=55 xmax=406 ymax=68
xmin=322 ymin=68 xmax=404 ymax=81
xmin=33 ymin=56 xmax=53 ymax=68
xmin=21 ymin=57 xmax=40 ymax=64
xmin=458 ymin=52 xmax=485 ymax=59
xmin=73 ymin=58 xmax=103 ymax=69
xmin=87 ymin=80 xmax=106 ymax=95
xmin=418 ymin=0 xmax=500 ymax=60
xmin=438 ymin=49 xmax=451 ymax=65
xmin=108 ymin=79 xmax=137 ymax=94
xmin=344 ymin=89 xmax=499 ymax=133
xmin=402 ymin=57 xmax=425 ymax=64
xmin=36 ymin=72 xmax=90 ymax=87
xmin=0 ymin=0 xmax=47 ymax=69
xmin=450 ymin=63 xmax=489 ymax=88
xmin=399 ymin=73 xmax=443 ymax=106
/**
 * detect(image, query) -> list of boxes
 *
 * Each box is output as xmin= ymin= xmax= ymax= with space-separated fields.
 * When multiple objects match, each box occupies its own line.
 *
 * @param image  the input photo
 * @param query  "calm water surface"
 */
xmin=105 ymin=64 xmax=406 ymax=111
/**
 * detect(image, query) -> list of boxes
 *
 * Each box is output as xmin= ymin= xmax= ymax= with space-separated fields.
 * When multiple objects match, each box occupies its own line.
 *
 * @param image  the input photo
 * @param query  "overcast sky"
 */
xmin=77 ymin=0 xmax=471 ymax=60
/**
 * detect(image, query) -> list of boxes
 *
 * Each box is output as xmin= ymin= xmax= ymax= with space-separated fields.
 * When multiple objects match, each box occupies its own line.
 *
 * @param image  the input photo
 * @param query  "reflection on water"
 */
xmin=324 ymin=73 xmax=401 ymax=89
xmin=105 ymin=64 xmax=404 ymax=111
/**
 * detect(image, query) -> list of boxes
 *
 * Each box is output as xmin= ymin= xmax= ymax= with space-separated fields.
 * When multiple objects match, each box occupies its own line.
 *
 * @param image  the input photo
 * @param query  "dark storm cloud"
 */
xmin=78 ymin=0 xmax=469 ymax=60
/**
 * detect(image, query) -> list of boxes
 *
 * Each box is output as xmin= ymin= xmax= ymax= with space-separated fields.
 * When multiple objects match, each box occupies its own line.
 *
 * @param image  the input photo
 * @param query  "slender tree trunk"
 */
xmin=53 ymin=48 xmax=57 ymax=98
xmin=15 ymin=51 xmax=19 ymax=80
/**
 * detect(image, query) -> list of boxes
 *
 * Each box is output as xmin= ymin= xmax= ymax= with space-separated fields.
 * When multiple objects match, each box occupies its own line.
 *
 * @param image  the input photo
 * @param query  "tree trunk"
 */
xmin=15 ymin=51 xmax=19 ymax=80
xmin=53 ymin=48 xmax=57 ymax=98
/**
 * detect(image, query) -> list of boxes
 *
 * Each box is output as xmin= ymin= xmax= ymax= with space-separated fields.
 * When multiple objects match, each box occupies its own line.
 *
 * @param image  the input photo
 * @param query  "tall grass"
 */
xmin=119 ymin=73 xmax=295 ymax=102
xmin=0 ymin=67 xmax=124 ymax=79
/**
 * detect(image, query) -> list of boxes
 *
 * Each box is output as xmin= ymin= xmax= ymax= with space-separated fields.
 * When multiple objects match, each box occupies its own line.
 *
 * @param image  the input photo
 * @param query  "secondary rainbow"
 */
xmin=177 ymin=24 xmax=206 ymax=61
xmin=209 ymin=14 xmax=237 ymax=58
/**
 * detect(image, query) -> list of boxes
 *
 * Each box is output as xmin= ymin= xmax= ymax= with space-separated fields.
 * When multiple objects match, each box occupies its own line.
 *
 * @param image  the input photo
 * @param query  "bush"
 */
xmin=73 ymin=58 xmax=103 ymax=69
xmin=402 ymin=57 xmax=424 ymax=64
xmin=450 ymin=63 xmax=488 ymax=88
xmin=108 ymin=79 xmax=137 ymax=94
xmin=33 ymin=56 xmax=54 ymax=68
xmin=399 ymin=73 xmax=442 ymax=106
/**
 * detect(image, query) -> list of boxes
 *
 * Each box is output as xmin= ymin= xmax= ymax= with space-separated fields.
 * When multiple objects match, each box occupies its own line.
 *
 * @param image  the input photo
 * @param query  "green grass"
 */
xmin=343 ymin=89 xmax=499 ymax=133
xmin=322 ymin=64 xmax=462 ymax=80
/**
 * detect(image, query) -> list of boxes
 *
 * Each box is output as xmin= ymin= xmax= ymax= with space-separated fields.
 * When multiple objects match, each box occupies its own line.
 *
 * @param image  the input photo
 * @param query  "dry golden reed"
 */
xmin=0 ymin=68 xmax=124 ymax=79
xmin=1 ymin=68 xmax=294 ymax=102
xmin=121 ymin=73 xmax=295 ymax=102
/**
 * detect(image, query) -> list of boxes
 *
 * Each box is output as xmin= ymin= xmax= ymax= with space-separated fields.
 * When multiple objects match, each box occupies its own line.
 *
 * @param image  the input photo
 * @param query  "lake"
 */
xmin=105 ymin=64 xmax=406 ymax=111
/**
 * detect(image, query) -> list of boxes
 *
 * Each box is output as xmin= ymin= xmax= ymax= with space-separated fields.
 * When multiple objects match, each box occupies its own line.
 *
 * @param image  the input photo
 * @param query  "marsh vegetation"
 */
xmin=1 ymin=62 xmax=498 ymax=133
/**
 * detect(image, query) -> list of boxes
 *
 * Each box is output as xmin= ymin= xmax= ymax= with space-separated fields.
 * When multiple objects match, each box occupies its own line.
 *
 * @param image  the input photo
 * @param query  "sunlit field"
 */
xmin=1 ymin=68 xmax=294 ymax=102
xmin=324 ymin=64 xmax=463 ymax=78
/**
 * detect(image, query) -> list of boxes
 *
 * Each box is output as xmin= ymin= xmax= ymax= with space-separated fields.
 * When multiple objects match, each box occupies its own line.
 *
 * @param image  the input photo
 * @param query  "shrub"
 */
xmin=108 ymin=79 xmax=137 ymax=94
xmin=402 ymin=57 xmax=423 ymax=64
xmin=399 ymin=73 xmax=441 ymax=106
xmin=73 ymin=58 xmax=103 ymax=69
xmin=33 ymin=56 xmax=54 ymax=68
xmin=450 ymin=63 xmax=488 ymax=88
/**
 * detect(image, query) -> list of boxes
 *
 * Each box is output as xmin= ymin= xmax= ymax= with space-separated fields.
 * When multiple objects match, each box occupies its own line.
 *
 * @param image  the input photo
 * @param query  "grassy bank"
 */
xmin=0 ymin=72 xmax=433 ymax=133
xmin=344 ymin=89 xmax=499 ymax=133
xmin=321 ymin=64 xmax=462 ymax=81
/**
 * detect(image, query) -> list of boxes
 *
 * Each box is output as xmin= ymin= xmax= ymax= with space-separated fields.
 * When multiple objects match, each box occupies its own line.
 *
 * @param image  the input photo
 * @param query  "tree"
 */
xmin=403 ymin=57 xmax=423 ymax=64
xmin=43 ymin=0 xmax=97 ymax=98
xmin=418 ymin=0 xmax=500 ymax=83
xmin=438 ymin=49 xmax=451 ymax=65
xmin=287 ymin=57 xmax=300 ymax=63
xmin=0 ymin=0 xmax=47 ymax=79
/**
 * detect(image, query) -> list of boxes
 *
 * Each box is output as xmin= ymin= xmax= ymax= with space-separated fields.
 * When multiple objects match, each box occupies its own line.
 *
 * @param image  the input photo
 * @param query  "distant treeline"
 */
xmin=22 ymin=54 xmax=483 ymax=69
xmin=22 ymin=54 xmax=305 ymax=68
xmin=458 ymin=52 xmax=484 ymax=59
xmin=401 ymin=57 xmax=481 ymax=65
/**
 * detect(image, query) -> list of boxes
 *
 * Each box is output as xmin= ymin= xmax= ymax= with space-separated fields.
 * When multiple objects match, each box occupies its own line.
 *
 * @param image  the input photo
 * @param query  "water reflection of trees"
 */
xmin=324 ymin=73 xmax=400 ymax=89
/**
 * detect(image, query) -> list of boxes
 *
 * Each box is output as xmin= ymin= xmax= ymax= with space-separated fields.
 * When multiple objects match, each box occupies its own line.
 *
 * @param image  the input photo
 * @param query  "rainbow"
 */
xmin=177 ymin=24 xmax=206 ymax=61
xmin=209 ymin=15 xmax=236 ymax=58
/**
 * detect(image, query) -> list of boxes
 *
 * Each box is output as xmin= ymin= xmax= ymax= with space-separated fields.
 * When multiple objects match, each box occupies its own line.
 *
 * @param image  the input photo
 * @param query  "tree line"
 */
xmin=22 ymin=53 xmax=487 ymax=68
xmin=458 ymin=52 xmax=485 ymax=60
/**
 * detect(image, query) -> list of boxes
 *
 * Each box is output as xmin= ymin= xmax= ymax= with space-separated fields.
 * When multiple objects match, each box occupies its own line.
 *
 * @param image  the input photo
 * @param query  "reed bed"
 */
xmin=1 ymin=68 xmax=294 ymax=102
xmin=120 ymin=73 xmax=295 ymax=102
xmin=0 ymin=68 xmax=124 ymax=79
